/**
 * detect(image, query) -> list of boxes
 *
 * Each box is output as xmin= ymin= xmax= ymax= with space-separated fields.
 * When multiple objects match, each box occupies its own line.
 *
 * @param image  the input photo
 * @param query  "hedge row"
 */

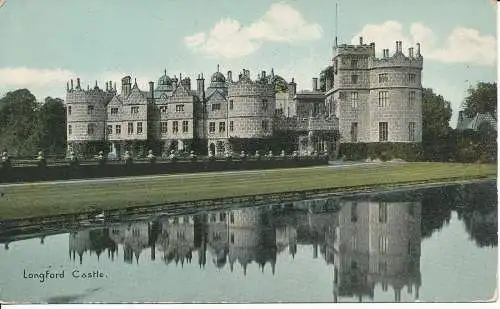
xmin=338 ymin=143 xmax=423 ymax=162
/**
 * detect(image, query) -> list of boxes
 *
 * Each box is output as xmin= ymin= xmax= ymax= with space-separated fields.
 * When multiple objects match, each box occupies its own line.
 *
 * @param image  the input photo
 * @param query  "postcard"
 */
xmin=0 ymin=0 xmax=497 ymax=306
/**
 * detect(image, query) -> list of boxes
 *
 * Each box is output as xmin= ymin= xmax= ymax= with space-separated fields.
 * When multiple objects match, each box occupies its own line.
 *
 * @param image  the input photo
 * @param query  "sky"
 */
xmin=0 ymin=0 xmax=496 ymax=127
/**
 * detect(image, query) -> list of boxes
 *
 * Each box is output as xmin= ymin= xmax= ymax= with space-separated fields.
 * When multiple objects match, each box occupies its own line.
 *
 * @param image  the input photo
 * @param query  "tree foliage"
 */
xmin=463 ymin=82 xmax=497 ymax=120
xmin=421 ymin=88 xmax=453 ymax=161
xmin=0 ymin=89 xmax=66 ymax=157
xmin=319 ymin=66 xmax=334 ymax=92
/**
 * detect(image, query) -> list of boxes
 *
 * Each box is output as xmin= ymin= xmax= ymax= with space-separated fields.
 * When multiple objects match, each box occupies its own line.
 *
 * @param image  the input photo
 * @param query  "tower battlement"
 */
xmin=370 ymin=41 xmax=423 ymax=69
xmin=66 ymin=78 xmax=116 ymax=104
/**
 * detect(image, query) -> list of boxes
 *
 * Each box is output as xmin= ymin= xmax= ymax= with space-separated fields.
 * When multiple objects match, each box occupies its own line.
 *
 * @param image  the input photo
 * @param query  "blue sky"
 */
xmin=0 ymin=0 xmax=496 ymax=127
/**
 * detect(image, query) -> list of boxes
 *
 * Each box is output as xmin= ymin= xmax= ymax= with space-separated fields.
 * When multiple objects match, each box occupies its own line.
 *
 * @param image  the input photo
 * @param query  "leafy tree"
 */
xmin=319 ymin=66 xmax=334 ymax=92
xmin=463 ymin=82 xmax=497 ymax=120
xmin=33 ymin=97 xmax=67 ymax=155
xmin=0 ymin=89 xmax=39 ymax=156
xmin=421 ymin=88 xmax=453 ymax=161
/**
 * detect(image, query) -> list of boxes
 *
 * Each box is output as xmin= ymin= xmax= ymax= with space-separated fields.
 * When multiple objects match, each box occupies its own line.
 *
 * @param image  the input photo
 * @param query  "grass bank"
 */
xmin=0 ymin=162 xmax=496 ymax=221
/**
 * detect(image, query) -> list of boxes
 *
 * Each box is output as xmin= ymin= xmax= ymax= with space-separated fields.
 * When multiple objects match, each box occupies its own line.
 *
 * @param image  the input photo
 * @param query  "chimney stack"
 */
xmin=197 ymin=74 xmax=205 ymax=97
xmin=359 ymin=36 xmax=363 ymax=45
xmin=149 ymin=81 xmax=154 ymax=99
xmin=262 ymin=70 xmax=266 ymax=79
xmin=67 ymin=82 xmax=70 ymax=91
xmin=70 ymin=79 xmax=74 ymax=90
xmin=289 ymin=78 xmax=297 ymax=96
xmin=121 ymin=76 xmax=132 ymax=97
xmin=312 ymin=77 xmax=318 ymax=91
xmin=76 ymin=78 xmax=81 ymax=89
xmin=409 ymin=47 xmax=414 ymax=58
xmin=416 ymin=43 xmax=421 ymax=56
xmin=227 ymin=70 xmax=232 ymax=82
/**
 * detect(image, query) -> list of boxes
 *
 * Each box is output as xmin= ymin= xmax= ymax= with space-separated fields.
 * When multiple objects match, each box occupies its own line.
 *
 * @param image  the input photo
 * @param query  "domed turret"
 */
xmin=211 ymin=71 xmax=226 ymax=83
xmin=209 ymin=65 xmax=227 ymax=89
xmin=268 ymin=75 xmax=288 ymax=93
xmin=155 ymin=69 xmax=175 ymax=97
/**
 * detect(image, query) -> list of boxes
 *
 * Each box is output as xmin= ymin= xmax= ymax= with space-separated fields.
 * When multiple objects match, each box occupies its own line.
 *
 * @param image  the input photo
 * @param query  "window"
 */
xmin=339 ymin=92 xmax=346 ymax=100
xmin=107 ymin=125 xmax=112 ymax=135
xmin=408 ymin=240 xmax=414 ymax=255
xmin=131 ymin=106 xmax=139 ymax=114
xmin=209 ymin=122 xmax=215 ymax=133
xmin=230 ymin=233 xmax=234 ymax=244
xmin=229 ymin=121 xmax=234 ymax=132
xmin=128 ymin=122 xmax=134 ymax=134
xmin=408 ymin=122 xmax=416 ymax=142
xmin=378 ymin=91 xmax=388 ymax=107
xmin=351 ymin=59 xmax=358 ymax=68
xmin=210 ymin=214 xmax=217 ymax=223
xmin=182 ymin=121 xmax=188 ymax=133
xmin=175 ymin=104 xmax=184 ymax=112
xmin=262 ymin=99 xmax=269 ymax=111
xmin=408 ymin=73 xmax=416 ymax=83
xmin=229 ymin=100 xmax=234 ymax=110
xmin=261 ymin=119 xmax=269 ymax=131
xmin=137 ymin=122 xmax=143 ymax=134
xmin=378 ymin=261 xmax=387 ymax=274
xmin=408 ymin=91 xmax=416 ymax=106
xmin=351 ymin=235 xmax=357 ymax=250
xmin=379 ymin=202 xmax=388 ymax=223
xmin=68 ymin=125 xmax=72 ymax=135
xmin=220 ymin=213 xmax=226 ymax=221
xmin=87 ymin=123 xmax=96 ymax=135
xmin=115 ymin=125 xmax=121 ymax=134
xmin=211 ymin=103 xmax=220 ymax=111
xmin=219 ymin=122 xmax=225 ymax=133
xmin=350 ymin=92 xmax=359 ymax=109
xmin=160 ymin=122 xmax=167 ymax=133
xmin=172 ymin=121 xmax=179 ymax=133
xmin=351 ymin=122 xmax=358 ymax=142
xmin=87 ymin=105 xmax=94 ymax=114
xmin=111 ymin=107 xmax=118 ymax=115
xmin=379 ymin=122 xmax=388 ymax=141
xmin=379 ymin=236 xmax=388 ymax=253
xmin=378 ymin=73 xmax=388 ymax=83
xmin=351 ymin=75 xmax=359 ymax=84
xmin=230 ymin=212 xmax=234 ymax=224
xmin=67 ymin=106 xmax=72 ymax=115
xmin=160 ymin=106 xmax=167 ymax=113
xmin=351 ymin=202 xmax=358 ymax=222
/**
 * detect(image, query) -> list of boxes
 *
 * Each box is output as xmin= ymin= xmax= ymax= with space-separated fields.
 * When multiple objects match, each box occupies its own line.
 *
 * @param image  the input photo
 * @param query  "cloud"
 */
xmin=184 ymin=2 xmax=322 ymax=58
xmin=0 ymin=67 xmax=74 ymax=87
xmin=351 ymin=21 xmax=496 ymax=66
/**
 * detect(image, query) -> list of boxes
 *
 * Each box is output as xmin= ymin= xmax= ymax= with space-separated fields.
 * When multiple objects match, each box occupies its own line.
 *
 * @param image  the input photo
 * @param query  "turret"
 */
xmin=288 ymin=78 xmax=297 ymax=96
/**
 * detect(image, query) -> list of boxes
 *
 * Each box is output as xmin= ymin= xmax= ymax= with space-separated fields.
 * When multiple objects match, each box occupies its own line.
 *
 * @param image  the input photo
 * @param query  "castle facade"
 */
xmin=65 ymin=38 xmax=423 ymax=158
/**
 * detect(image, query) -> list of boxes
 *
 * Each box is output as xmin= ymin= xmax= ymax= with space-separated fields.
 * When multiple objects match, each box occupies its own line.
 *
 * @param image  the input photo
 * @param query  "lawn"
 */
xmin=0 ymin=162 xmax=496 ymax=220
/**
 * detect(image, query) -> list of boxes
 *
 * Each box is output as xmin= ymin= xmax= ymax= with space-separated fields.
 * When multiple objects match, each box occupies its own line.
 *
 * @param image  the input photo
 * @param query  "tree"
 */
xmin=421 ymin=88 xmax=454 ymax=161
xmin=463 ymin=82 xmax=497 ymax=120
xmin=319 ymin=66 xmax=334 ymax=92
xmin=33 ymin=97 xmax=67 ymax=155
xmin=0 ymin=89 xmax=39 ymax=156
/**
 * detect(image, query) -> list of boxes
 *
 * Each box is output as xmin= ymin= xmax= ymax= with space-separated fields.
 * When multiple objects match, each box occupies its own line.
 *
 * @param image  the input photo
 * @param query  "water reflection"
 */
xmin=0 ymin=181 xmax=497 ymax=303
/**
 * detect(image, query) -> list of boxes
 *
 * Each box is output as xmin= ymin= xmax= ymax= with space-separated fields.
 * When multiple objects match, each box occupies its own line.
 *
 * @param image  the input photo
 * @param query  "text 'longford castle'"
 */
xmin=65 ymin=38 xmax=423 ymax=158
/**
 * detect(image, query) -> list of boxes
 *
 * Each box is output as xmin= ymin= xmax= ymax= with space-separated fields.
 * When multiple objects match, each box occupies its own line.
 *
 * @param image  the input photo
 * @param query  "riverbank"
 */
xmin=0 ymin=162 xmax=496 ymax=221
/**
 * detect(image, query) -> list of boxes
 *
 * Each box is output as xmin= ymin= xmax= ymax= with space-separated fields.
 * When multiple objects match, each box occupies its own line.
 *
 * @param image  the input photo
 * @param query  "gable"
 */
xmin=125 ymin=87 xmax=147 ymax=105
xmin=108 ymin=95 xmax=123 ymax=106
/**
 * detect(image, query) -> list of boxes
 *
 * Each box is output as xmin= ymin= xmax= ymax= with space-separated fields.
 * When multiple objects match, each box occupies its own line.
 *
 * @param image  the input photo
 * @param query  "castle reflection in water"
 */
xmin=68 ymin=198 xmax=422 ymax=302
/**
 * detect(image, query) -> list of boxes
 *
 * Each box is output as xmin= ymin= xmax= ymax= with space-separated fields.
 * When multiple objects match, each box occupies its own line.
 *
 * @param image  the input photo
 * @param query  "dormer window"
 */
xmin=111 ymin=107 xmax=118 ymax=115
xmin=211 ymin=103 xmax=221 ymax=111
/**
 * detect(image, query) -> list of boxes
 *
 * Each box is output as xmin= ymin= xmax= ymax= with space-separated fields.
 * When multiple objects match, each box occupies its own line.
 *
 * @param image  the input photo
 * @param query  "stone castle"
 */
xmin=65 ymin=38 xmax=423 ymax=158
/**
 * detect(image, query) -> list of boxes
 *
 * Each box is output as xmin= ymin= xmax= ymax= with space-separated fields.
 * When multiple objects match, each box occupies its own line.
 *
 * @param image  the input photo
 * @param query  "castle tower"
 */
xmin=66 ymin=78 xmax=115 ymax=158
xmin=226 ymin=69 xmax=276 ymax=153
xmin=327 ymin=38 xmax=423 ymax=143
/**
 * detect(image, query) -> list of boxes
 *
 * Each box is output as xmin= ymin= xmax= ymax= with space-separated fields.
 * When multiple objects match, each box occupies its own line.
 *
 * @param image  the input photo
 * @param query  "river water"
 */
xmin=0 ymin=180 xmax=497 ymax=303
